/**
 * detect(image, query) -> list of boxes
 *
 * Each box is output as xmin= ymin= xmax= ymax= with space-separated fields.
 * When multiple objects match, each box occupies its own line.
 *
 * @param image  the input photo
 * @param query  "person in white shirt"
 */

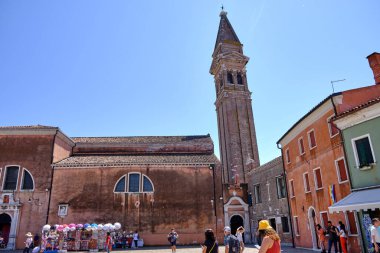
xmin=132 ymin=231 xmax=139 ymax=248
xmin=236 ymin=226 xmax=245 ymax=253
xmin=338 ymin=221 xmax=348 ymax=253
xmin=23 ymin=232 xmax=33 ymax=253
xmin=371 ymin=218 xmax=380 ymax=253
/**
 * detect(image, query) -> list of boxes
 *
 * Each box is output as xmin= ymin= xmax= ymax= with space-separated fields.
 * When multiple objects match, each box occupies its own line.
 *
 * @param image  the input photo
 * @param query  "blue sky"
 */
xmin=1 ymin=1 xmax=379 ymax=164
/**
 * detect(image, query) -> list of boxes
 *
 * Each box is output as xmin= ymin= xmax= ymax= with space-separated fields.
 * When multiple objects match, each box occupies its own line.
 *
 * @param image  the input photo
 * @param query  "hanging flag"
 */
xmin=328 ymin=185 xmax=336 ymax=206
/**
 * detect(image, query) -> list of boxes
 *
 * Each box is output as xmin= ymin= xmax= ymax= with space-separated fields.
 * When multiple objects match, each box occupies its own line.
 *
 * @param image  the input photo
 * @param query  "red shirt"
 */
xmin=266 ymin=240 xmax=280 ymax=253
xmin=106 ymin=236 xmax=112 ymax=248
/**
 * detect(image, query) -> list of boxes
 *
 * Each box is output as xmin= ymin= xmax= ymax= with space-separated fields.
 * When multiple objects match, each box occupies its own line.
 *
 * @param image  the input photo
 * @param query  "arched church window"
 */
xmin=237 ymin=73 xmax=243 ymax=85
xmin=227 ymin=72 xmax=234 ymax=84
xmin=114 ymin=173 xmax=154 ymax=193
xmin=21 ymin=169 xmax=34 ymax=190
xmin=114 ymin=176 xmax=126 ymax=192
xmin=3 ymin=166 xmax=19 ymax=191
xmin=143 ymin=175 xmax=154 ymax=192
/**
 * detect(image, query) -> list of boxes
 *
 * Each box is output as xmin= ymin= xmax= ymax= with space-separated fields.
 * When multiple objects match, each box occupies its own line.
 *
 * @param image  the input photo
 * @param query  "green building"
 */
xmin=330 ymin=97 xmax=380 ymax=253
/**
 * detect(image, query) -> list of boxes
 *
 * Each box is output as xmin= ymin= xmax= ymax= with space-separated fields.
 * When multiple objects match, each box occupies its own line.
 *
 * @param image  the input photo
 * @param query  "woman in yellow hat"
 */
xmin=257 ymin=220 xmax=281 ymax=253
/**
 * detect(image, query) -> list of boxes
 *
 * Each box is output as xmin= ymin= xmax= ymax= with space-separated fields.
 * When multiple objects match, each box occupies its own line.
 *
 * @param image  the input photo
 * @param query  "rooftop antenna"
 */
xmin=331 ymin=79 xmax=346 ymax=93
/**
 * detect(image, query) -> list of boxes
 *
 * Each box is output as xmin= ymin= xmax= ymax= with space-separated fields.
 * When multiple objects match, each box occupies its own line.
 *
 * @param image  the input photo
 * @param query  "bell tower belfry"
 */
xmin=210 ymin=11 xmax=260 ymax=240
xmin=210 ymin=11 xmax=260 ymax=185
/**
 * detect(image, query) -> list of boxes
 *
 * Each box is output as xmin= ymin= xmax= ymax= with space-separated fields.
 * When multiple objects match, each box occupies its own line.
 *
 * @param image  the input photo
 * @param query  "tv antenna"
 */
xmin=331 ymin=79 xmax=346 ymax=93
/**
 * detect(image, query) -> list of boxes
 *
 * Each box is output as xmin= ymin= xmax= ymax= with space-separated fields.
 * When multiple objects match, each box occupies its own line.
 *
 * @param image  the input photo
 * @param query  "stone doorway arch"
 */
xmin=0 ymin=213 xmax=11 ymax=248
xmin=230 ymin=215 xmax=244 ymax=238
xmin=308 ymin=206 xmax=319 ymax=250
xmin=224 ymin=196 xmax=250 ymax=243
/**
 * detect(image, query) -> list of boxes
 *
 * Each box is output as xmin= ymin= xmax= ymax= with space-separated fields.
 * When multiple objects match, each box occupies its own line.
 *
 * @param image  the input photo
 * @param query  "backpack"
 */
xmin=228 ymin=235 xmax=240 ymax=253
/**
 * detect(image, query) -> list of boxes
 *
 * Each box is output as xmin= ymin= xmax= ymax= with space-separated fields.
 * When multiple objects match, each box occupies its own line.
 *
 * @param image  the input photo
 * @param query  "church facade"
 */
xmin=0 ymin=11 xmax=262 ymax=249
xmin=0 ymin=127 xmax=223 ymax=249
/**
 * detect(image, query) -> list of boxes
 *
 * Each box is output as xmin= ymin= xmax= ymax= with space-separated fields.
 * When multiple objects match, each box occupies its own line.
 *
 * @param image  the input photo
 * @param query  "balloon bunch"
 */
xmin=42 ymin=222 xmax=122 ymax=232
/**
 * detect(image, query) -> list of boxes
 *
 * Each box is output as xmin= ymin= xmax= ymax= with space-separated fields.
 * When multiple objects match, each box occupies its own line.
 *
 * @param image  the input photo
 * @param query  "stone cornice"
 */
xmin=56 ymin=130 xmax=75 ymax=147
xmin=0 ymin=128 xmax=58 ymax=136
xmin=334 ymin=101 xmax=380 ymax=130
xmin=278 ymin=99 xmax=334 ymax=147
xmin=215 ymin=90 xmax=252 ymax=107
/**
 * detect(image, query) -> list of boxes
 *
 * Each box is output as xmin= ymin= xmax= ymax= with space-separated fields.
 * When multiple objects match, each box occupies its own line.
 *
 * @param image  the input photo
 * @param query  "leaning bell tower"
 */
xmin=210 ymin=10 xmax=260 ymax=239
xmin=210 ymin=10 xmax=260 ymax=185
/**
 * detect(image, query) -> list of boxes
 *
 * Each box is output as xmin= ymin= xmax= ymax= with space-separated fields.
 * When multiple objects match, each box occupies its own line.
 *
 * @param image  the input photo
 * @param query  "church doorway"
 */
xmin=230 ymin=215 xmax=244 ymax=236
xmin=0 ymin=213 xmax=11 ymax=248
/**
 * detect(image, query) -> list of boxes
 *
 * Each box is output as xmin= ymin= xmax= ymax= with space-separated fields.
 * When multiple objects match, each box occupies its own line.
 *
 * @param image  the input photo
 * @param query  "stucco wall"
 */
xmin=342 ymin=116 xmax=380 ymax=189
xmin=282 ymin=109 xmax=361 ymax=252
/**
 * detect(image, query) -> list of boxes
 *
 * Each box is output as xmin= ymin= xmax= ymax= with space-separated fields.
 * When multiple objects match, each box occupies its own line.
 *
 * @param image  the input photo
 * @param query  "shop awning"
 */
xmin=329 ymin=188 xmax=380 ymax=213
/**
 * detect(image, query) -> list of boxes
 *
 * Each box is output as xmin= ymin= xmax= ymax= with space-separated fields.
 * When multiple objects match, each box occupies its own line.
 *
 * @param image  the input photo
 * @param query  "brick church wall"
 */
xmin=0 ymin=134 xmax=55 ymax=249
xmin=48 ymin=164 xmax=223 ymax=245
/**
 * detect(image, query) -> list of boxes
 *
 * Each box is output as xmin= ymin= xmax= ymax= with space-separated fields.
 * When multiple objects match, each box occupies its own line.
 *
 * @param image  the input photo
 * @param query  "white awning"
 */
xmin=329 ymin=188 xmax=380 ymax=213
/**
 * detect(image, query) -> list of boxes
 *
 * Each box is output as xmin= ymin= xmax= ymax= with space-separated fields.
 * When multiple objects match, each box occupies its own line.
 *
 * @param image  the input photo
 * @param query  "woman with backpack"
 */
xmin=316 ymin=224 xmax=326 ymax=253
xmin=258 ymin=220 xmax=281 ymax=253
xmin=202 ymin=229 xmax=218 ymax=253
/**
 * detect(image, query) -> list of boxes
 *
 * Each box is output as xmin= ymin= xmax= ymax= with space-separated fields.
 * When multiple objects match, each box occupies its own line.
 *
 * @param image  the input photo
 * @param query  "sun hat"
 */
xmin=26 ymin=232 xmax=33 ymax=237
xmin=258 ymin=220 xmax=272 ymax=230
xmin=224 ymin=226 xmax=231 ymax=232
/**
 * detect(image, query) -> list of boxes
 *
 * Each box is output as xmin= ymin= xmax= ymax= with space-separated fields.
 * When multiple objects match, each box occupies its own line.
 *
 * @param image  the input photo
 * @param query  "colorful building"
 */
xmin=329 ymin=53 xmax=380 ymax=252
xmin=277 ymin=52 xmax=380 ymax=252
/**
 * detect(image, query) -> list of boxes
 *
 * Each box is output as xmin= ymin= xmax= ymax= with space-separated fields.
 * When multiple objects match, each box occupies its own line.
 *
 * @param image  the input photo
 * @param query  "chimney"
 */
xmin=367 ymin=52 xmax=380 ymax=85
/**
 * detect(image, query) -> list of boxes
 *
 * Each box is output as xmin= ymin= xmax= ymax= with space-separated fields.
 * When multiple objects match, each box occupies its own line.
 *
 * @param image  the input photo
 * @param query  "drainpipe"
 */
xmin=210 ymin=164 xmax=217 ymax=232
xmin=330 ymin=96 xmax=364 ymax=252
xmin=277 ymin=143 xmax=295 ymax=248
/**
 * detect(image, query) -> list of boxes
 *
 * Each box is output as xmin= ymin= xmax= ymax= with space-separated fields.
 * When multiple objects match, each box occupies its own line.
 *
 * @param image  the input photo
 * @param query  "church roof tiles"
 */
xmin=54 ymin=154 xmax=219 ymax=167
xmin=72 ymin=135 xmax=211 ymax=144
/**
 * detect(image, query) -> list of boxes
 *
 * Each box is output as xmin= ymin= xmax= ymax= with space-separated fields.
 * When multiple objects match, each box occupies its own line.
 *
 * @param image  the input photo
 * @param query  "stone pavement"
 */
xmin=0 ymin=246 xmax=315 ymax=253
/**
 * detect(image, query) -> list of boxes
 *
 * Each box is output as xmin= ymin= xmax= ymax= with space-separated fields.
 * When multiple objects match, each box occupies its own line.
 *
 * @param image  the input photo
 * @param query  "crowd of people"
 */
xmin=17 ymin=218 xmax=380 ymax=253
xmin=104 ymin=230 xmax=141 ymax=251
xmin=200 ymin=217 xmax=380 ymax=253
xmin=199 ymin=220 xmax=280 ymax=253
xmin=315 ymin=218 xmax=380 ymax=253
